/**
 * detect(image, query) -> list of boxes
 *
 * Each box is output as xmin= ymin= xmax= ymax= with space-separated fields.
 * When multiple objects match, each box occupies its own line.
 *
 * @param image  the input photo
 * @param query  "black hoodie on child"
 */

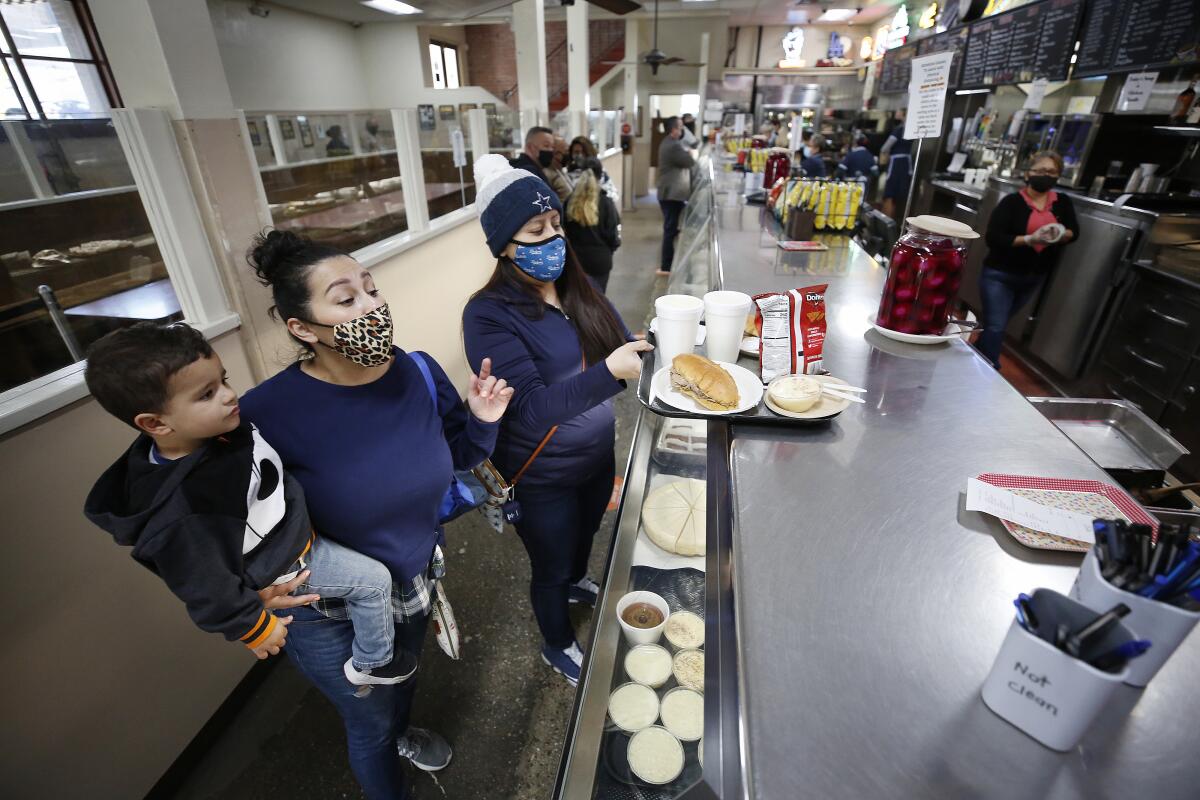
xmin=84 ymin=422 xmax=312 ymax=650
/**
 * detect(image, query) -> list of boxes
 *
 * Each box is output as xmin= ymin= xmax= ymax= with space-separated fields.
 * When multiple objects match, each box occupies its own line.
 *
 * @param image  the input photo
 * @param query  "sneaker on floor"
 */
xmin=568 ymin=576 xmax=600 ymax=606
xmin=397 ymin=726 xmax=453 ymax=771
xmin=343 ymin=650 xmax=418 ymax=686
xmin=542 ymin=640 xmax=584 ymax=687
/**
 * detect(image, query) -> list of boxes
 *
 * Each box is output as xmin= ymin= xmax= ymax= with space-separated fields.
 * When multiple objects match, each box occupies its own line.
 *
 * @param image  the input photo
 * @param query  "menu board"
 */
xmin=879 ymin=43 xmax=918 ymax=94
xmin=960 ymin=18 xmax=992 ymax=87
xmin=917 ymin=26 xmax=969 ymax=87
xmin=1032 ymin=0 xmax=1085 ymax=82
xmin=1007 ymin=4 xmax=1044 ymax=83
xmin=1076 ymin=0 xmax=1200 ymax=77
xmin=983 ymin=11 xmax=1017 ymax=84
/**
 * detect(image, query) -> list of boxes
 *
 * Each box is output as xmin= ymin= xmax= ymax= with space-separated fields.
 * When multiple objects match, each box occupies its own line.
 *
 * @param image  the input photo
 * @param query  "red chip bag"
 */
xmin=753 ymin=284 xmax=828 ymax=382
xmin=796 ymin=284 xmax=827 ymax=375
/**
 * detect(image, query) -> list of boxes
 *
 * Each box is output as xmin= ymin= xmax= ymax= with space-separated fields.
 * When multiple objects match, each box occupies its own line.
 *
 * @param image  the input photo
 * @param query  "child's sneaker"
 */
xmin=343 ymin=650 xmax=419 ymax=686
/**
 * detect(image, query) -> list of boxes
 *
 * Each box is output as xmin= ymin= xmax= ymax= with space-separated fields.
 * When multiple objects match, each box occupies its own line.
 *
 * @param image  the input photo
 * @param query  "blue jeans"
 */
xmin=298 ymin=536 xmax=395 ymax=669
xmin=513 ymin=455 xmax=615 ymax=649
xmin=283 ymin=603 xmax=430 ymax=800
xmin=977 ymin=267 xmax=1044 ymax=369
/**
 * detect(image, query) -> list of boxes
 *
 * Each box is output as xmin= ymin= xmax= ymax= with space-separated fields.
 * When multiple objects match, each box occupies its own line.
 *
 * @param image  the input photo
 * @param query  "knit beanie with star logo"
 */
xmin=473 ymin=153 xmax=564 ymax=257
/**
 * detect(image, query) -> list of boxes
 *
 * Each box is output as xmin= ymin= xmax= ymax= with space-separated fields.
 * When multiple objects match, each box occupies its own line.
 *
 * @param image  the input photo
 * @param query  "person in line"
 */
xmin=977 ymin=151 xmax=1079 ymax=370
xmin=83 ymin=322 xmax=430 ymax=686
xmin=879 ymin=111 xmax=912 ymax=220
xmin=239 ymin=230 xmax=514 ymax=799
xmin=836 ymin=134 xmax=879 ymax=180
xmin=656 ymin=116 xmax=696 ymax=275
xmin=510 ymin=126 xmax=559 ymax=188
xmin=326 ymin=124 xmax=352 ymax=157
xmin=564 ymin=157 xmax=621 ymax=292
xmin=462 ymin=155 xmax=651 ymax=686
xmin=800 ymin=132 xmax=827 ymax=178
xmin=680 ymin=112 xmax=700 ymax=148
xmin=544 ymin=135 xmax=574 ymax=201
xmin=567 ymin=136 xmax=620 ymax=205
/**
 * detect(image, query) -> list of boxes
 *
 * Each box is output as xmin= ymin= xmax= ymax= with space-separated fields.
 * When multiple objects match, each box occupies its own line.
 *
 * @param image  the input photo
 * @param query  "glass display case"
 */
xmin=556 ymin=155 xmax=740 ymax=800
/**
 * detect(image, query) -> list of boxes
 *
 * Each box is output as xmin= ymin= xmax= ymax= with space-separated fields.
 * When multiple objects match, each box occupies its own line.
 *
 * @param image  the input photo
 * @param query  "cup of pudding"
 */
xmin=617 ymin=591 xmax=671 ymax=646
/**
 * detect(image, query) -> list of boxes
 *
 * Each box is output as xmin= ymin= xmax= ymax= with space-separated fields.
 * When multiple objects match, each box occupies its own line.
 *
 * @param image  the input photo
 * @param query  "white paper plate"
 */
xmin=651 ymin=361 xmax=764 ymax=415
xmin=867 ymin=310 xmax=977 ymax=345
xmin=649 ymin=317 xmax=706 ymax=346
xmin=740 ymin=335 xmax=759 ymax=356
xmin=763 ymin=375 xmax=852 ymax=419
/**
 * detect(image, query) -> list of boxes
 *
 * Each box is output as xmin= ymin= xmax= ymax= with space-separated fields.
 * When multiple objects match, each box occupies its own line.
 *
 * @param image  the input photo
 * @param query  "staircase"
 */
xmin=547 ymin=31 xmax=625 ymax=114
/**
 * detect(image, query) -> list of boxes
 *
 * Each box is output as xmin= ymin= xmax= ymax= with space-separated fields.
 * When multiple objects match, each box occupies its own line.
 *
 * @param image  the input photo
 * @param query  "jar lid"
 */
xmin=905 ymin=215 xmax=980 ymax=239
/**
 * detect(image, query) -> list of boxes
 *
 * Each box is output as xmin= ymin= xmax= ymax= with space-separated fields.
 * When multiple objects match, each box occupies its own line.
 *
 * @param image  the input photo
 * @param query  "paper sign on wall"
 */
xmin=904 ymin=51 xmax=955 ymax=140
xmin=450 ymin=128 xmax=467 ymax=168
xmin=1116 ymin=72 xmax=1159 ymax=113
xmin=1066 ymin=95 xmax=1096 ymax=115
xmin=1023 ymin=78 xmax=1049 ymax=111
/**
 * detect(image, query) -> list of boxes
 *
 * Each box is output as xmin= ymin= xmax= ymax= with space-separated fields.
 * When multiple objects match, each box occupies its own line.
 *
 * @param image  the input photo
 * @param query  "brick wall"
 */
xmin=464 ymin=19 xmax=624 ymax=110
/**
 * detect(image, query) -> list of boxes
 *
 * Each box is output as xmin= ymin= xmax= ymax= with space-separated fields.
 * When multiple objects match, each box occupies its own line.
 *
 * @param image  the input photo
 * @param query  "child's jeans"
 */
xmin=297 ymin=536 xmax=395 ymax=669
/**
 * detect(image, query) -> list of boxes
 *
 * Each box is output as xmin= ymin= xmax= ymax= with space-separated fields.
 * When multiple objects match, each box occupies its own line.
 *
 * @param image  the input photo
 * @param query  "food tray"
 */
xmin=1028 ymin=397 xmax=1188 ymax=475
xmin=637 ymin=332 xmax=848 ymax=426
xmin=976 ymin=473 xmax=1159 ymax=553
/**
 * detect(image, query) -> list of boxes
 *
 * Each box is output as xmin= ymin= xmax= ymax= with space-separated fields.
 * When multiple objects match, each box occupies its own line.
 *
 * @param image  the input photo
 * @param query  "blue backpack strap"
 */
xmin=408 ymin=351 xmax=438 ymax=413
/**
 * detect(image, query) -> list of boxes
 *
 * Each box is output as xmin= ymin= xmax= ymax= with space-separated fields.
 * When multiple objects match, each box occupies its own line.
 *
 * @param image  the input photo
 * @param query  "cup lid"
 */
xmin=905 ymin=214 xmax=980 ymax=239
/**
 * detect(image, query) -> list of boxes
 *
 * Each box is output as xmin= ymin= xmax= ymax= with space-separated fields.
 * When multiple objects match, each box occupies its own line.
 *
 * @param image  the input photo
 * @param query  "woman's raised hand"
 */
xmin=605 ymin=340 xmax=654 ymax=381
xmin=468 ymin=357 xmax=514 ymax=423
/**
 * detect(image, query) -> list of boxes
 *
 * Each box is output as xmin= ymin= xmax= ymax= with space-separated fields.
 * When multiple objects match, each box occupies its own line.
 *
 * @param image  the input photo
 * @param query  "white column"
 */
xmin=392 ymin=108 xmax=430 ymax=232
xmin=697 ymin=32 xmax=710 ymax=138
xmin=512 ymin=0 xmax=548 ymax=130
xmin=347 ymin=113 xmax=363 ymax=154
xmin=567 ymin=1 xmax=589 ymax=139
xmin=264 ymin=114 xmax=288 ymax=166
xmin=596 ymin=111 xmax=608 ymax=153
xmin=466 ymin=108 xmax=490 ymax=166
xmin=622 ymin=17 xmax=639 ymax=210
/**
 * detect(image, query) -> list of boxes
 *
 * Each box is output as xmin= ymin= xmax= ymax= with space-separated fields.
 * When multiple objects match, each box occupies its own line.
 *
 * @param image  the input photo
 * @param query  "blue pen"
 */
xmin=1089 ymin=639 xmax=1152 ymax=671
xmin=1142 ymin=543 xmax=1200 ymax=599
xmin=1013 ymin=593 xmax=1039 ymax=633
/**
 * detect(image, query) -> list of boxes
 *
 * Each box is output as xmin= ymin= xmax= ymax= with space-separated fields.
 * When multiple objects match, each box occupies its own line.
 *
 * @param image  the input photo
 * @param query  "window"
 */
xmin=0 ymin=0 xmax=120 ymax=120
xmin=428 ymin=41 xmax=460 ymax=90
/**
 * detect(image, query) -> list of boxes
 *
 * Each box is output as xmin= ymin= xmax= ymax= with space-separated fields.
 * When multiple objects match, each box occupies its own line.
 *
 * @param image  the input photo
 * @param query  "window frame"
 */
xmin=0 ymin=0 xmax=121 ymax=120
xmin=428 ymin=40 xmax=461 ymax=90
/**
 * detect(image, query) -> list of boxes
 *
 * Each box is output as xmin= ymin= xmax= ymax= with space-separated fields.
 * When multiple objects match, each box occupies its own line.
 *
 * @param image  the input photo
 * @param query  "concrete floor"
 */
xmin=160 ymin=196 xmax=667 ymax=800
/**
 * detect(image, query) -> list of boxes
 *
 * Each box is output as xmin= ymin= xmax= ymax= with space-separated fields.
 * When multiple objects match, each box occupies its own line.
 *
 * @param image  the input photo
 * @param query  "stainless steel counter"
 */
xmin=711 ymin=192 xmax=1200 ymax=799
xmin=931 ymin=178 xmax=986 ymax=201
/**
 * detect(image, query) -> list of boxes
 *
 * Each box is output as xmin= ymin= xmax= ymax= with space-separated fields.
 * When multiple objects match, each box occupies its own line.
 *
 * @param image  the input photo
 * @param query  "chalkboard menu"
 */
xmin=1007 ymin=4 xmax=1044 ymax=83
xmin=1076 ymin=0 xmax=1200 ymax=77
xmin=960 ymin=17 xmax=991 ymax=87
xmin=983 ymin=11 xmax=1017 ymax=84
xmin=1033 ymin=0 xmax=1085 ymax=82
xmin=918 ymin=25 xmax=969 ymax=86
xmin=879 ymin=43 xmax=918 ymax=95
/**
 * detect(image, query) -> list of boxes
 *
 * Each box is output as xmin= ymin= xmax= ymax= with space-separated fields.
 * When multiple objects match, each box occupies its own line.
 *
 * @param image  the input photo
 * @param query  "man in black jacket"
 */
xmin=510 ymin=126 xmax=559 ymax=191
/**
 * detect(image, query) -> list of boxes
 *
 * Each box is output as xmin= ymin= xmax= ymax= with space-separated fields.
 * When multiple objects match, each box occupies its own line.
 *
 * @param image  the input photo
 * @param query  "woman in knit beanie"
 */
xmin=462 ymin=155 xmax=651 ymax=685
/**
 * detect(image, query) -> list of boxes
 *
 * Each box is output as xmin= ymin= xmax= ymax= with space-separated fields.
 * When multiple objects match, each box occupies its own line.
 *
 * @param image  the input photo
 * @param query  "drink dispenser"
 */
xmin=875 ymin=215 xmax=979 ymax=336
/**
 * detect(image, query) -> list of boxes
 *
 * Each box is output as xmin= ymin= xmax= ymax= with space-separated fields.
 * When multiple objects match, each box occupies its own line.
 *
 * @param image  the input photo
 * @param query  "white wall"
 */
xmin=359 ymin=23 xmax=506 ymax=111
xmin=732 ymin=24 xmax=862 ymax=69
xmin=207 ymin=0 xmax=370 ymax=110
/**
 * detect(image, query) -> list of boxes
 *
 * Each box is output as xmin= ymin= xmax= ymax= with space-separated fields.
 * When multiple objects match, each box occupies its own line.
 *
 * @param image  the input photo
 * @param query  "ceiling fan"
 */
xmin=602 ymin=0 xmax=705 ymax=74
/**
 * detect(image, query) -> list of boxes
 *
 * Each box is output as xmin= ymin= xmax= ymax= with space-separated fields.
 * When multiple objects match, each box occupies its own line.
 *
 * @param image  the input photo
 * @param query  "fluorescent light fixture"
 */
xmin=816 ymin=9 xmax=857 ymax=22
xmin=954 ymin=88 xmax=990 ymax=95
xmin=361 ymin=0 xmax=422 ymax=14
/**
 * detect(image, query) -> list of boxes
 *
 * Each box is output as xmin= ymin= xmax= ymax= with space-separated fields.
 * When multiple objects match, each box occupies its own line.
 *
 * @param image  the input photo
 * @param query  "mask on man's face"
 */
xmin=538 ymin=149 xmax=555 ymax=168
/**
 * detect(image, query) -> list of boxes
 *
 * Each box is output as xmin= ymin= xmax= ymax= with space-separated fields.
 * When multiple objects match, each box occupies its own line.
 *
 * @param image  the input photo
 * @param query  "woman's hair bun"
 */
xmin=248 ymin=229 xmax=310 ymax=286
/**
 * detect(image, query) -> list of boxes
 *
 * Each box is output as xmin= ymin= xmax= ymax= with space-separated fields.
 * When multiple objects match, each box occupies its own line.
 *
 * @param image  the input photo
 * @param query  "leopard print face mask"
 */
xmin=307 ymin=303 xmax=394 ymax=367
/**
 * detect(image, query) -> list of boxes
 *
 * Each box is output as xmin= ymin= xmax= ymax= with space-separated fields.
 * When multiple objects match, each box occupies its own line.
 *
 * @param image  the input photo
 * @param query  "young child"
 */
xmin=83 ymin=322 xmax=413 ymax=686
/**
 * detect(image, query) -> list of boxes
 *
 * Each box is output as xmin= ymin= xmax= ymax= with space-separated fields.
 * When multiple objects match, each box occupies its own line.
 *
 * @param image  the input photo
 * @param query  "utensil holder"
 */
xmin=1070 ymin=548 xmax=1200 ymax=687
xmin=981 ymin=589 xmax=1133 ymax=751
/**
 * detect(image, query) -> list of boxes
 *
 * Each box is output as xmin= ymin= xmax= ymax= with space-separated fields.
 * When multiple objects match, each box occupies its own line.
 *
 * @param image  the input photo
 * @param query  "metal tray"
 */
xmin=1028 ymin=397 xmax=1188 ymax=472
xmin=637 ymin=332 xmax=844 ymax=426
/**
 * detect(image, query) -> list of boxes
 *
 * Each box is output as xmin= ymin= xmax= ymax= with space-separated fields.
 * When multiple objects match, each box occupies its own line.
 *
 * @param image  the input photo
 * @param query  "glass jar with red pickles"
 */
xmin=875 ymin=215 xmax=979 ymax=335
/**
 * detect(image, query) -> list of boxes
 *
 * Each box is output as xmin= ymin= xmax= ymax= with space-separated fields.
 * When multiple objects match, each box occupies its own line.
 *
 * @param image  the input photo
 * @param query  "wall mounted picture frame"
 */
xmin=458 ymin=103 xmax=477 ymax=118
xmin=439 ymin=104 xmax=456 ymax=120
xmin=298 ymin=120 xmax=314 ymax=148
xmin=418 ymin=104 xmax=436 ymax=131
xmin=280 ymin=119 xmax=296 ymax=140
xmin=246 ymin=120 xmax=262 ymax=146
xmin=482 ymin=102 xmax=497 ymax=116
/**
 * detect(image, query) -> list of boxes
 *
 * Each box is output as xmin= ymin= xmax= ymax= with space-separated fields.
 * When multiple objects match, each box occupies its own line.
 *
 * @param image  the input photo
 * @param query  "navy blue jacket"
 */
xmin=800 ymin=154 xmax=827 ymax=178
xmin=240 ymin=349 xmax=498 ymax=581
xmin=837 ymin=146 xmax=879 ymax=179
xmin=462 ymin=286 xmax=632 ymax=487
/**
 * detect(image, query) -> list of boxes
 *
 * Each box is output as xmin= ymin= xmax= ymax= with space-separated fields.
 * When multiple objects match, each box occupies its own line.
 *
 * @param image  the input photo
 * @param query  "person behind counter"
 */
xmin=239 ymin=229 xmax=514 ymax=799
xmin=879 ymin=112 xmax=912 ymax=220
xmin=976 ymin=151 xmax=1079 ymax=370
xmin=463 ymin=154 xmax=651 ymax=686
xmin=564 ymin=157 xmax=622 ymax=292
xmin=800 ymin=133 xmax=827 ymax=178
xmin=837 ymin=135 xmax=879 ymax=181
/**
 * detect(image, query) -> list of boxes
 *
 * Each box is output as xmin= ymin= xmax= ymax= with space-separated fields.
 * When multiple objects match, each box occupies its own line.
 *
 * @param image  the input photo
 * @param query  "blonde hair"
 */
xmin=566 ymin=169 xmax=601 ymax=227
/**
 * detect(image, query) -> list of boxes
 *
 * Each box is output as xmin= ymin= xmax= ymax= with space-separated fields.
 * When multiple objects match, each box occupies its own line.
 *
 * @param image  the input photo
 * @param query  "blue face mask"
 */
xmin=509 ymin=234 xmax=566 ymax=282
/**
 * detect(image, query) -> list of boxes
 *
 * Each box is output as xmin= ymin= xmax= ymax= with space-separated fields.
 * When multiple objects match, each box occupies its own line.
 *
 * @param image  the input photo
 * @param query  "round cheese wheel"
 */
xmin=660 ymin=687 xmax=704 ymax=741
xmin=625 ymin=644 xmax=673 ymax=688
xmin=608 ymin=682 xmax=659 ymax=733
xmin=664 ymin=610 xmax=704 ymax=650
xmin=673 ymin=648 xmax=704 ymax=692
xmin=627 ymin=726 xmax=684 ymax=785
xmin=642 ymin=478 xmax=706 ymax=556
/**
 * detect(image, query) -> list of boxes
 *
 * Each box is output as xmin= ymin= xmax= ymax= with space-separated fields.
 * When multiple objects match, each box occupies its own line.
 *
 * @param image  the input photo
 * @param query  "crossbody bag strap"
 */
xmin=509 ymin=352 xmax=588 ymax=488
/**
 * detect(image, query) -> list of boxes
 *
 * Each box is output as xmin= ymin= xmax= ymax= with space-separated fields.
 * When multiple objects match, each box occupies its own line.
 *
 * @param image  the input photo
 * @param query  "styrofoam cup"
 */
xmin=616 ymin=591 xmax=671 ymax=646
xmin=1070 ymin=548 xmax=1200 ymax=687
xmin=654 ymin=295 xmax=703 ymax=367
xmin=981 ymin=589 xmax=1133 ymax=751
xmin=703 ymin=291 xmax=752 ymax=363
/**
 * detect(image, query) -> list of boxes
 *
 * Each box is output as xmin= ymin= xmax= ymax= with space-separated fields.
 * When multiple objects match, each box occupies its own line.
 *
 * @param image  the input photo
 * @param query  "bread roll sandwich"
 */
xmin=670 ymin=353 xmax=738 ymax=412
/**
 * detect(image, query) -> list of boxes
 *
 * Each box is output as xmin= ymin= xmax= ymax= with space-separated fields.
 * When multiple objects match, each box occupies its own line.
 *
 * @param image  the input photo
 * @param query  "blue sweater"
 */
xmin=240 ymin=349 xmax=498 ymax=581
xmin=462 ymin=287 xmax=630 ymax=487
